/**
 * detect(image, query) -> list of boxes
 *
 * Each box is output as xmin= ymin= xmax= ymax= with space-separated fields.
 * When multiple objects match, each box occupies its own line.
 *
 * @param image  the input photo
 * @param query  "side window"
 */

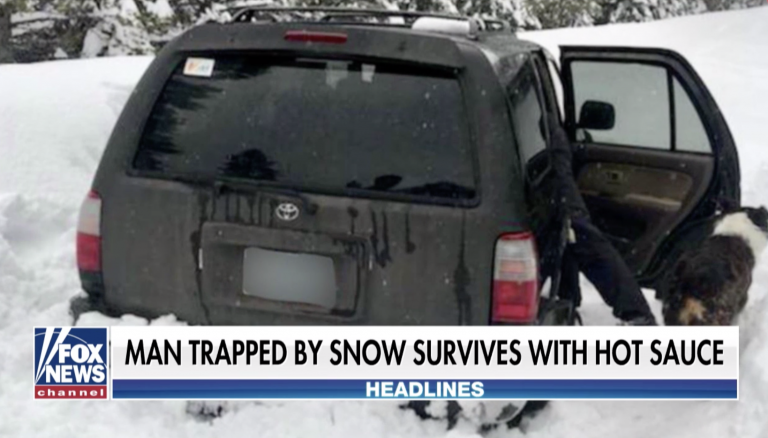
xmin=674 ymin=78 xmax=710 ymax=153
xmin=531 ymin=53 xmax=560 ymax=122
xmin=531 ymin=52 xmax=564 ymax=122
xmin=570 ymin=61 xmax=712 ymax=153
xmin=507 ymin=61 xmax=547 ymax=165
xmin=572 ymin=62 xmax=670 ymax=149
xmin=547 ymin=59 xmax=564 ymax=119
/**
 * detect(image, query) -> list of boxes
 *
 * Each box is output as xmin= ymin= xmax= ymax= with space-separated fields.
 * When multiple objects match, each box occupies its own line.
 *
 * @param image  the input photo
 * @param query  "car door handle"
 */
xmin=603 ymin=170 xmax=624 ymax=184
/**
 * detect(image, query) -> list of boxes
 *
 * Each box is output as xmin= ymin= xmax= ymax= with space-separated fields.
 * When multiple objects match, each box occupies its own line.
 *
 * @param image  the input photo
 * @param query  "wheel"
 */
xmin=68 ymin=293 xmax=117 ymax=324
xmin=69 ymin=295 xmax=94 ymax=323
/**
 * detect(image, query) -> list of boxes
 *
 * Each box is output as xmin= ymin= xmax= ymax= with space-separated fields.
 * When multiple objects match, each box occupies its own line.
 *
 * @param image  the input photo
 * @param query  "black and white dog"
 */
xmin=662 ymin=206 xmax=768 ymax=326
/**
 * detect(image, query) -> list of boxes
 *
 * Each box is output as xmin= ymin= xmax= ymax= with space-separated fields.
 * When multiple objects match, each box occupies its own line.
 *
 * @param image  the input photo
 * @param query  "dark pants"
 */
xmin=558 ymin=216 xmax=654 ymax=321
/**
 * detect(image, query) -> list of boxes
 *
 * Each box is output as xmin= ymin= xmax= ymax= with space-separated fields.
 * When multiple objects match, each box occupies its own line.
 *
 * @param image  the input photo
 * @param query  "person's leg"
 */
xmin=568 ymin=217 xmax=655 ymax=322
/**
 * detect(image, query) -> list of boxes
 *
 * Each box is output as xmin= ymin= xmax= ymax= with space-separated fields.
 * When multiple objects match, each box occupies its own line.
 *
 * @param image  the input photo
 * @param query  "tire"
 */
xmin=68 ymin=293 xmax=116 ymax=324
xmin=69 ymin=295 xmax=94 ymax=324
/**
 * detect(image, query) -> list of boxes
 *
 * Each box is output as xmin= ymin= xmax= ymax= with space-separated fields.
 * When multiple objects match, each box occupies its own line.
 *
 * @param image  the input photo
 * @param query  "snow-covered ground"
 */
xmin=1 ymin=7 xmax=768 ymax=438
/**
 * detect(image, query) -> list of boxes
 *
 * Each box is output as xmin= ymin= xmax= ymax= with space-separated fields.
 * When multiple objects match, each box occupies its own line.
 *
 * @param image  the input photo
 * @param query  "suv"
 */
xmin=72 ymin=5 xmax=739 ymax=422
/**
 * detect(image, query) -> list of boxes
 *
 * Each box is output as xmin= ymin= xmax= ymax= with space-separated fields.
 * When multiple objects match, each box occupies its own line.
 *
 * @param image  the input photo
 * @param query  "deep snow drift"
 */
xmin=1 ymin=7 xmax=768 ymax=438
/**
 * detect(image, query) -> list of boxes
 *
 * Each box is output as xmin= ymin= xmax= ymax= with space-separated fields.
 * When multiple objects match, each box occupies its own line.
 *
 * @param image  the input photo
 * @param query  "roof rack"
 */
xmin=228 ymin=6 xmax=511 ymax=36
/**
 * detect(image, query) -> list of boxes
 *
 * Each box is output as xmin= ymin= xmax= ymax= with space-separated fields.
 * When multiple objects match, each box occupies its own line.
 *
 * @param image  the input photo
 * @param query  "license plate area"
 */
xmin=242 ymin=247 xmax=337 ymax=309
xmin=201 ymin=223 xmax=366 ymax=320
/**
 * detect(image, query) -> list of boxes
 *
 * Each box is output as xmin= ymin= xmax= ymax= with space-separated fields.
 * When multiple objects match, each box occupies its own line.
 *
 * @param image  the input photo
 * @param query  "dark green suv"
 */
xmin=73 ymin=6 xmax=740 ymax=427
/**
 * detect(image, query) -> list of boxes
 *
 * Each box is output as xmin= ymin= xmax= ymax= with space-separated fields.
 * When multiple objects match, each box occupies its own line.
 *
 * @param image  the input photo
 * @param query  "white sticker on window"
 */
xmin=326 ymin=61 xmax=349 ymax=89
xmin=183 ymin=58 xmax=215 ymax=77
xmin=362 ymin=64 xmax=376 ymax=83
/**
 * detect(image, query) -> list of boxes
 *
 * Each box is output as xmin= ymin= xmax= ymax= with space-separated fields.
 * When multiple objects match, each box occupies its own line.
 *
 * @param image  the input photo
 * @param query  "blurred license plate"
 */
xmin=242 ymin=247 xmax=337 ymax=309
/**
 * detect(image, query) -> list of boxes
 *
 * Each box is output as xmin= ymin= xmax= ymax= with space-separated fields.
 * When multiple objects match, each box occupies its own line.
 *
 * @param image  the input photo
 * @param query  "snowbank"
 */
xmin=1 ymin=6 xmax=768 ymax=438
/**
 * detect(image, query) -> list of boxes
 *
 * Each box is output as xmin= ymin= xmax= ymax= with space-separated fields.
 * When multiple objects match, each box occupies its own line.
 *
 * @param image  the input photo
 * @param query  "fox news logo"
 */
xmin=34 ymin=327 xmax=108 ymax=399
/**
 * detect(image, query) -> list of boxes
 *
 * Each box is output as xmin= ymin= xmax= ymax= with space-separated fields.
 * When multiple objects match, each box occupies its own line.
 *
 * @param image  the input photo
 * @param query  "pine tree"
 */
xmin=526 ymin=0 xmax=598 ymax=28
xmin=594 ymin=0 xmax=707 ymax=24
xmin=79 ymin=0 xmax=158 ymax=58
xmin=705 ymin=0 xmax=765 ymax=10
xmin=0 ymin=1 xmax=16 ymax=63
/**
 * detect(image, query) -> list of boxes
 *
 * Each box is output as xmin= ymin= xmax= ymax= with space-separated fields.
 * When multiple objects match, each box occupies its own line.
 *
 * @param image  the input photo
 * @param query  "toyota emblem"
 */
xmin=275 ymin=202 xmax=300 ymax=221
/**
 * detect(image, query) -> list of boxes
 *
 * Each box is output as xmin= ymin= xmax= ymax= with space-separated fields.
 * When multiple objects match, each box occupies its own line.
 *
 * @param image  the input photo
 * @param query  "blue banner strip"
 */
xmin=112 ymin=379 xmax=737 ymax=400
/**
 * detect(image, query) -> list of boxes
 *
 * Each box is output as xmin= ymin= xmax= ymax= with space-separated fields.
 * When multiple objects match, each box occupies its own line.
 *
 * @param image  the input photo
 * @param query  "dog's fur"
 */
xmin=662 ymin=206 xmax=768 ymax=326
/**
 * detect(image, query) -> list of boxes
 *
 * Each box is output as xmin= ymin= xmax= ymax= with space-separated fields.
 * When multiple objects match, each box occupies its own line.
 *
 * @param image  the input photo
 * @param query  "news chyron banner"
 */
xmin=97 ymin=326 xmax=740 ymax=400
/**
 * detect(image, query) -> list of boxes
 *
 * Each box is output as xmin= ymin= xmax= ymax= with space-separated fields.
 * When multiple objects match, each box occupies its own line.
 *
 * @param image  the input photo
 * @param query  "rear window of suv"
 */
xmin=133 ymin=54 xmax=476 ymax=202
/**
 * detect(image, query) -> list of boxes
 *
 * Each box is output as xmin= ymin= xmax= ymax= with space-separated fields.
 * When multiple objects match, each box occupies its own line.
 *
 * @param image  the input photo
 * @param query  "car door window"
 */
xmin=674 ymin=77 xmax=710 ymax=153
xmin=531 ymin=53 xmax=560 ymax=124
xmin=545 ymin=57 xmax=564 ymax=120
xmin=507 ymin=61 xmax=547 ymax=165
xmin=570 ymin=61 xmax=712 ymax=154
xmin=572 ymin=61 xmax=670 ymax=149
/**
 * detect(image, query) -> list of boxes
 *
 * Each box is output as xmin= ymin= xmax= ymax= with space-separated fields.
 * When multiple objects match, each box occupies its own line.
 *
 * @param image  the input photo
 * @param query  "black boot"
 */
xmin=620 ymin=315 xmax=658 ymax=326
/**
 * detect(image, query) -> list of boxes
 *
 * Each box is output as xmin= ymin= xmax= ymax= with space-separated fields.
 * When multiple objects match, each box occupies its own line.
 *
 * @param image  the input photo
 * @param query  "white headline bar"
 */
xmin=111 ymin=326 xmax=738 ymax=381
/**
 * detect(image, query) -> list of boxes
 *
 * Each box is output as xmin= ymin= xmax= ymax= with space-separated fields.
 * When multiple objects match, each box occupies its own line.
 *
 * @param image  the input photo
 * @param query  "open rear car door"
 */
xmin=559 ymin=46 xmax=741 ymax=289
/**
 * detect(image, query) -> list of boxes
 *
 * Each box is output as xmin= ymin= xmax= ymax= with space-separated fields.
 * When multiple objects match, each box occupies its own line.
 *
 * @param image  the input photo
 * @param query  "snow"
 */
xmin=120 ymin=0 xmax=174 ymax=19
xmin=1 ymin=6 xmax=768 ymax=438
xmin=412 ymin=17 xmax=474 ymax=35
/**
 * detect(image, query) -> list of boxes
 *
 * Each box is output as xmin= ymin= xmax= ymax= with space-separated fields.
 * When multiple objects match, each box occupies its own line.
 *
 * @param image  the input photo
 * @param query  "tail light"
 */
xmin=77 ymin=191 xmax=101 ymax=272
xmin=492 ymin=232 xmax=539 ymax=324
xmin=284 ymin=30 xmax=348 ymax=44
